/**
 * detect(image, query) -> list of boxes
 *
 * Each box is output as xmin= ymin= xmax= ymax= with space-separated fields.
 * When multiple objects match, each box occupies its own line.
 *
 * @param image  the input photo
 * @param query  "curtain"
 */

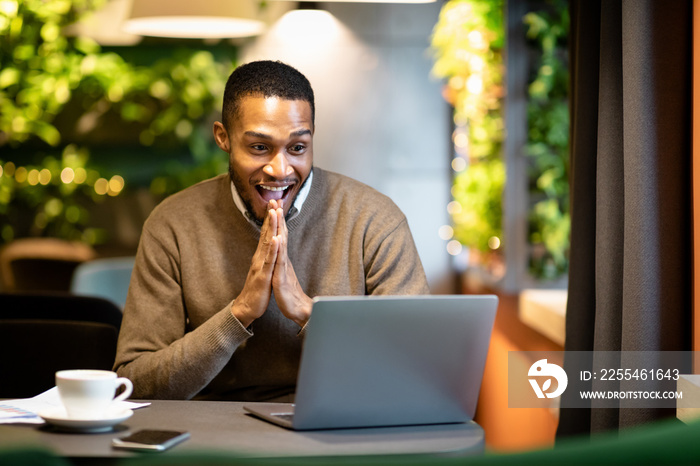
xmin=558 ymin=0 xmax=692 ymax=437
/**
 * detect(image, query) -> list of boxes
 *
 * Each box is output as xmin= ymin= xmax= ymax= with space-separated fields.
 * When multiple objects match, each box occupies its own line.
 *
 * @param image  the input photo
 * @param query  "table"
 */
xmin=1 ymin=400 xmax=484 ymax=463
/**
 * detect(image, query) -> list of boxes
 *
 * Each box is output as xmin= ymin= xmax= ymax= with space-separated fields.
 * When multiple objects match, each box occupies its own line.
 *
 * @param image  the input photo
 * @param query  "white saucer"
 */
xmin=38 ymin=407 xmax=133 ymax=433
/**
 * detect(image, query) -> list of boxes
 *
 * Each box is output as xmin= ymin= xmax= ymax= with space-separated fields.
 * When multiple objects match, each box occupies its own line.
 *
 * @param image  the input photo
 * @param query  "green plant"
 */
xmin=0 ymin=145 xmax=112 ymax=244
xmin=430 ymin=0 xmax=570 ymax=281
xmin=0 ymin=0 xmax=105 ymax=146
xmin=430 ymin=0 xmax=506 ymax=260
xmin=524 ymin=0 xmax=570 ymax=280
xmin=0 ymin=0 xmax=233 ymax=244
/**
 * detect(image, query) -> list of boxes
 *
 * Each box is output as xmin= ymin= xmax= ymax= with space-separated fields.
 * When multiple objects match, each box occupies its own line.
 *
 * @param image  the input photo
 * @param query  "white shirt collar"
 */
xmin=230 ymin=169 xmax=313 ymax=227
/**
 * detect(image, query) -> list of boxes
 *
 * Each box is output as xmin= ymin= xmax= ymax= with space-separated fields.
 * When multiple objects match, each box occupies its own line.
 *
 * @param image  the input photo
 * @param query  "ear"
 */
xmin=213 ymin=121 xmax=230 ymax=152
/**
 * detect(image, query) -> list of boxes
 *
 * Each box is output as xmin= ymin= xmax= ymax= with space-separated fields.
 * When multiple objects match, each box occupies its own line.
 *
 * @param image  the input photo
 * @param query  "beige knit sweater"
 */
xmin=114 ymin=167 xmax=429 ymax=401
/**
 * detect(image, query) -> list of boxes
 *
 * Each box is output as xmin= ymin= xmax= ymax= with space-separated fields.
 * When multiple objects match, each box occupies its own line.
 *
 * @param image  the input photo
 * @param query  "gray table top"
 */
xmin=1 ymin=400 xmax=484 ymax=460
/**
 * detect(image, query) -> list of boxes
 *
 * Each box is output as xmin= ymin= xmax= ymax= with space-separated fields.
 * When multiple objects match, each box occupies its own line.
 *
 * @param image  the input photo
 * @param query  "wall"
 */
xmin=471 ymin=289 xmax=562 ymax=451
xmin=241 ymin=2 xmax=455 ymax=294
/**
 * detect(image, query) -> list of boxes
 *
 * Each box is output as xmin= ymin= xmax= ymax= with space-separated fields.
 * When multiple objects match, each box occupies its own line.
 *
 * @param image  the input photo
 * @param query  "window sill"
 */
xmin=518 ymin=289 xmax=567 ymax=347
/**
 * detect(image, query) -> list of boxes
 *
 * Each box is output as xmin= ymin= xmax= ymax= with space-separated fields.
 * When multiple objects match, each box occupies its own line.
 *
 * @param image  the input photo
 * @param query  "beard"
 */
xmin=228 ymin=163 xmax=310 ymax=225
xmin=229 ymin=164 xmax=265 ymax=225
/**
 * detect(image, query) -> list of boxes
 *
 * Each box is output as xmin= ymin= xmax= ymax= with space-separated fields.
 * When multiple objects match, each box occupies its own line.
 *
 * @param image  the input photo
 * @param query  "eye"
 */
xmin=289 ymin=144 xmax=306 ymax=154
xmin=250 ymin=144 xmax=268 ymax=153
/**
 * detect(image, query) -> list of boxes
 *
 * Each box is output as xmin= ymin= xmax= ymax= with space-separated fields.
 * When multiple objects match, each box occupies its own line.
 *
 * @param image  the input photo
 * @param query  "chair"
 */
xmin=0 ymin=238 xmax=96 ymax=292
xmin=0 ymin=292 xmax=122 ymax=399
xmin=70 ymin=256 xmax=135 ymax=310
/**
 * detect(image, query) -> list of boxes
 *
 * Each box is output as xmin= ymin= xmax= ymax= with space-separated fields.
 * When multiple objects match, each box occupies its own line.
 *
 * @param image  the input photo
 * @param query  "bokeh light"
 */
xmin=447 ymin=201 xmax=462 ymax=215
xmin=74 ymin=168 xmax=87 ymax=184
xmin=38 ymin=168 xmax=51 ymax=185
xmin=14 ymin=167 xmax=27 ymax=183
xmin=438 ymin=225 xmax=454 ymax=240
xmin=3 ymin=162 xmax=15 ymax=177
xmin=60 ymin=167 xmax=75 ymax=184
xmin=108 ymin=175 xmax=125 ymax=196
xmin=447 ymin=240 xmax=463 ymax=256
xmin=94 ymin=178 xmax=109 ymax=195
xmin=451 ymin=157 xmax=467 ymax=172
xmin=27 ymin=169 xmax=40 ymax=186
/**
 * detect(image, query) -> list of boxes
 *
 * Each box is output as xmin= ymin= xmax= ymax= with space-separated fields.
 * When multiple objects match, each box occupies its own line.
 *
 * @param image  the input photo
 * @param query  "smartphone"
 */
xmin=111 ymin=429 xmax=190 ymax=452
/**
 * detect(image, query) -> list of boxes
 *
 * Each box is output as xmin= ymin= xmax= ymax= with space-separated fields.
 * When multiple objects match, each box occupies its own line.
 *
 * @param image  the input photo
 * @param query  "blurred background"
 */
xmin=0 ymin=0 xmax=570 ymax=451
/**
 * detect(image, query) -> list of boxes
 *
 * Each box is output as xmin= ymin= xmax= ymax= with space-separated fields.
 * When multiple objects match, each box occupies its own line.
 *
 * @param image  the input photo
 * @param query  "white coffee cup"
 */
xmin=56 ymin=369 xmax=133 ymax=419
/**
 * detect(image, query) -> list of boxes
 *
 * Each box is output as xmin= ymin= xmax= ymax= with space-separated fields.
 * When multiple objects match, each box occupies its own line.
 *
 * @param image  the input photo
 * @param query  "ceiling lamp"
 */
xmin=123 ymin=0 xmax=267 ymax=39
xmin=290 ymin=0 xmax=437 ymax=3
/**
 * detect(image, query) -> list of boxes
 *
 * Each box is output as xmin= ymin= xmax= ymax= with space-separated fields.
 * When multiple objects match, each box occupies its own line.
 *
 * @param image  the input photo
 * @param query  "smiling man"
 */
xmin=114 ymin=61 xmax=429 ymax=401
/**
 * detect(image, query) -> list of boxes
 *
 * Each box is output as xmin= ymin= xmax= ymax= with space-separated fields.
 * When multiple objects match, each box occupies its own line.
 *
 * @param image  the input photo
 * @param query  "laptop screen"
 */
xmin=289 ymin=295 xmax=498 ymax=430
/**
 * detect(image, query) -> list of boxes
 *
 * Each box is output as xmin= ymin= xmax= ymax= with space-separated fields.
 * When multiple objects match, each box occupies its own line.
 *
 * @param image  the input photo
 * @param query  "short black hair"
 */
xmin=221 ymin=60 xmax=315 ymax=130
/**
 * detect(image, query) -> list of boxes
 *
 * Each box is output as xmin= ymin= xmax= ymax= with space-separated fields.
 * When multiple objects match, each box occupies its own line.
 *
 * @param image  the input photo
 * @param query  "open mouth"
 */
xmin=255 ymin=184 xmax=294 ymax=203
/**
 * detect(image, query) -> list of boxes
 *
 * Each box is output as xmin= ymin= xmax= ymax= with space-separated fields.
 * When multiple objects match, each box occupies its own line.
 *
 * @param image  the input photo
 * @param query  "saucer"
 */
xmin=38 ymin=407 xmax=133 ymax=433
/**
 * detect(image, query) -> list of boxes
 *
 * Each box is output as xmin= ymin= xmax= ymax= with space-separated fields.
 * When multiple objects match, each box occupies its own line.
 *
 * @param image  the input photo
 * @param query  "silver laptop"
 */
xmin=244 ymin=294 xmax=497 ymax=430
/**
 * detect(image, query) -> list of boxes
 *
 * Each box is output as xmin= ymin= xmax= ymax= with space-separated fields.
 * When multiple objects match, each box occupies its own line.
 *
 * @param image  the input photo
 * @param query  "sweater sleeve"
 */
xmin=364 ymin=217 xmax=430 ymax=295
xmin=113 ymin=225 xmax=253 ymax=400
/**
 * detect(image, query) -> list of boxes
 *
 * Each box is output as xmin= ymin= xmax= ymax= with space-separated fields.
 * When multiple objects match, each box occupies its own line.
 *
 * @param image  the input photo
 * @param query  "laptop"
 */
xmin=244 ymin=294 xmax=497 ymax=430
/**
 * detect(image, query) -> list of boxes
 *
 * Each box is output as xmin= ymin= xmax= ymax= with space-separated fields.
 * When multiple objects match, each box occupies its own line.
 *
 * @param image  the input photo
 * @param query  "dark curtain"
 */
xmin=558 ymin=0 xmax=692 ymax=437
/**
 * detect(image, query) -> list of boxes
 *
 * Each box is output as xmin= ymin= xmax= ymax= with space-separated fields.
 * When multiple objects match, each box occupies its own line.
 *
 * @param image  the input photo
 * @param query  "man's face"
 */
xmin=214 ymin=96 xmax=314 ymax=224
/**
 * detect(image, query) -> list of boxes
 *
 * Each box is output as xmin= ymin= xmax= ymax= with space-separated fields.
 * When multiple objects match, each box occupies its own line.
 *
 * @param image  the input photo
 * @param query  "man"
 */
xmin=114 ymin=60 xmax=429 ymax=401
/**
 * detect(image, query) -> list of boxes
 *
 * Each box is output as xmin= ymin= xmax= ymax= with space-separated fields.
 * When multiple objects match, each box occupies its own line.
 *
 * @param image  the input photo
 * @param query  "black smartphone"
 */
xmin=111 ymin=429 xmax=190 ymax=452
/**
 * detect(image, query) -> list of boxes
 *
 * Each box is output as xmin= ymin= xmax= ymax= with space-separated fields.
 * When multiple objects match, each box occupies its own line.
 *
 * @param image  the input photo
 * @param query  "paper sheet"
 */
xmin=0 ymin=387 xmax=150 ymax=424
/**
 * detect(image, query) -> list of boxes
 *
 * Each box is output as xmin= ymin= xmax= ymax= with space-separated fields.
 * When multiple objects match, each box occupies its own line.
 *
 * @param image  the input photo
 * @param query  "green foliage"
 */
xmin=451 ymin=157 xmax=505 ymax=249
xmin=0 ymin=0 xmax=234 ymax=244
xmin=524 ymin=0 xmax=570 ymax=280
xmin=430 ymin=0 xmax=506 ymax=255
xmin=0 ymin=145 xmax=108 ymax=244
xmin=431 ymin=0 xmax=570 ymax=281
xmin=149 ymin=124 xmax=229 ymax=197
xmin=0 ymin=0 xmax=106 ymax=146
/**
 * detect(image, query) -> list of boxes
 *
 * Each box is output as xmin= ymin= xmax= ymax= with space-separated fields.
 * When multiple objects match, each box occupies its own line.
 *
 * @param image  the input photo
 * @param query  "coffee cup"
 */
xmin=56 ymin=369 xmax=133 ymax=419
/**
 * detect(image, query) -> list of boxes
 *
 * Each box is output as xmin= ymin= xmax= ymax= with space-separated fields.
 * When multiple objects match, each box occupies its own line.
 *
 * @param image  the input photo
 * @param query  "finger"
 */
xmin=281 ymin=207 xmax=288 ymax=236
xmin=276 ymin=208 xmax=287 ymax=243
xmin=264 ymin=235 xmax=279 ymax=267
xmin=265 ymin=200 xmax=279 ymax=235
xmin=268 ymin=208 xmax=278 ymax=241
xmin=259 ymin=203 xmax=274 ymax=238
xmin=276 ymin=207 xmax=284 ymax=238
xmin=275 ymin=210 xmax=288 ymax=273
xmin=254 ymin=209 xmax=277 ymax=264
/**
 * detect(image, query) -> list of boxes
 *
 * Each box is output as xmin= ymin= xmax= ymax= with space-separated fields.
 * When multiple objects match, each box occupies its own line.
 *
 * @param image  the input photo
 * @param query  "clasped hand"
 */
xmin=231 ymin=199 xmax=312 ymax=329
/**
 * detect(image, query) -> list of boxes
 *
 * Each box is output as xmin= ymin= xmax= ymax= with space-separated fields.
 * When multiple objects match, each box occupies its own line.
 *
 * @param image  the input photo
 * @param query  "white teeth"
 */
xmin=259 ymin=185 xmax=289 ymax=192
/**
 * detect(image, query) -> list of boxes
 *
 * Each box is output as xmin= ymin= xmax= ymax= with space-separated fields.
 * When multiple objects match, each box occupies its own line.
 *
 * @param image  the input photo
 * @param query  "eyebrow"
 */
xmin=244 ymin=131 xmax=272 ymax=140
xmin=289 ymin=129 xmax=312 ymax=138
xmin=243 ymin=129 xmax=312 ymax=140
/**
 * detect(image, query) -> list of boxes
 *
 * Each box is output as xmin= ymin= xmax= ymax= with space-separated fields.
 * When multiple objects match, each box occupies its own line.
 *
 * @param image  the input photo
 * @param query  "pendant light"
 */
xmin=123 ymin=0 xmax=268 ymax=39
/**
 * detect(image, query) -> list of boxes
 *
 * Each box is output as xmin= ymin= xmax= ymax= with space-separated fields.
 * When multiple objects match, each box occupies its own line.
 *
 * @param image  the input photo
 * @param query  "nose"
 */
xmin=263 ymin=151 xmax=294 ymax=179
